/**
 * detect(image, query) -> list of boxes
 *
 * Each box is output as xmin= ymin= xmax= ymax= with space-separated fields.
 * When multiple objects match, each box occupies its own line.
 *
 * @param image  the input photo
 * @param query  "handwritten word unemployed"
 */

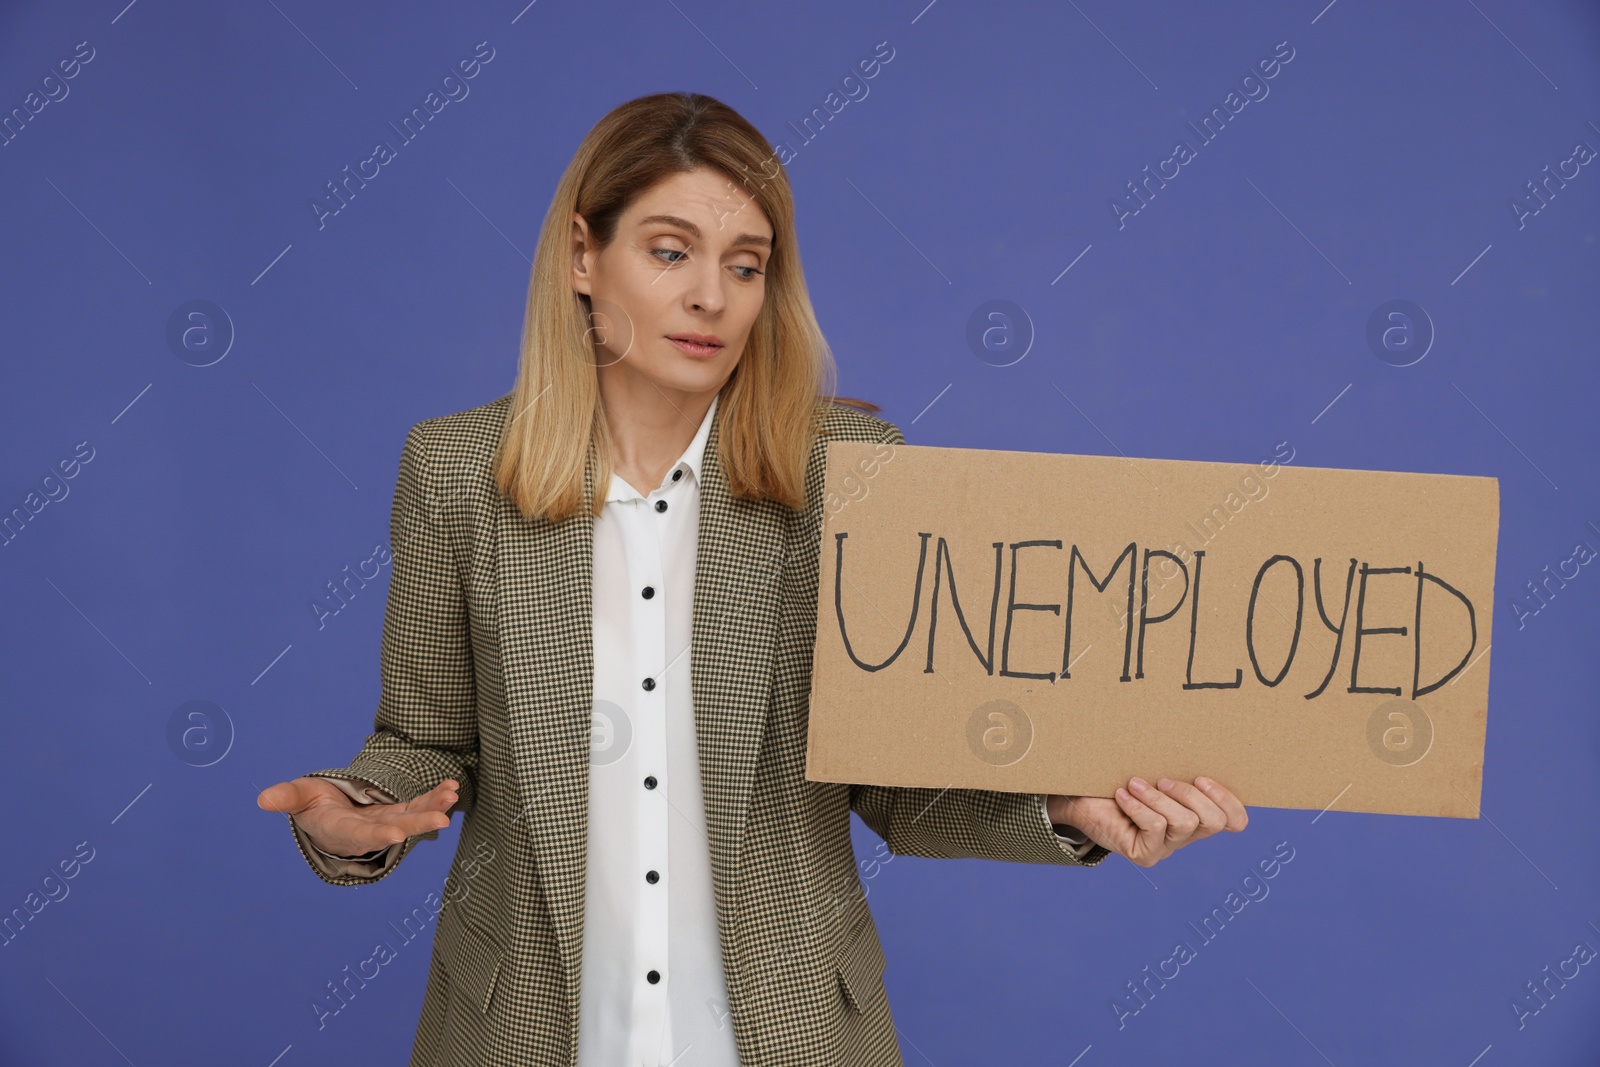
xmin=831 ymin=536 xmax=1479 ymax=699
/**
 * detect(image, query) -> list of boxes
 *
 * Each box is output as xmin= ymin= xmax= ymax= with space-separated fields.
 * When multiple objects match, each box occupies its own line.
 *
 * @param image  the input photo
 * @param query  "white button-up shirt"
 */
xmin=580 ymin=391 xmax=738 ymax=1067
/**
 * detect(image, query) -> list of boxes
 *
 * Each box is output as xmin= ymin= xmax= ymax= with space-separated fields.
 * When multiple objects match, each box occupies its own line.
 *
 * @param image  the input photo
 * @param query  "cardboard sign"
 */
xmin=804 ymin=441 xmax=1498 ymax=819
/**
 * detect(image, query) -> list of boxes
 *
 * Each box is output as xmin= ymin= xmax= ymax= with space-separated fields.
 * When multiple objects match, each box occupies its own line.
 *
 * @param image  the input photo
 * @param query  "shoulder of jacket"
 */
xmin=404 ymin=393 xmax=512 ymax=459
xmin=814 ymin=398 xmax=902 ymax=446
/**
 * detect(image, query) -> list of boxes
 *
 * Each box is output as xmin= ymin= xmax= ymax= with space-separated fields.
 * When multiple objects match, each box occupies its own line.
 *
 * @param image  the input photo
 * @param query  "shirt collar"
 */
xmin=602 ymin=391 xmax=720 ymax=503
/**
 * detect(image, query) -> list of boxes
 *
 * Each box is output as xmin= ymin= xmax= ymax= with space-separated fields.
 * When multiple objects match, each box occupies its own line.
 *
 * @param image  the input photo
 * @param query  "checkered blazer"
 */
xmin=286 ymin=392 xmax=1110 ymax=1067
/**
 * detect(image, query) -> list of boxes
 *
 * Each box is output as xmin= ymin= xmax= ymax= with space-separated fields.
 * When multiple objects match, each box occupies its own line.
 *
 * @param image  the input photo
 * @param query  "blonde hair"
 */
xmin=493 ymin=91 xmax=878 ymax=524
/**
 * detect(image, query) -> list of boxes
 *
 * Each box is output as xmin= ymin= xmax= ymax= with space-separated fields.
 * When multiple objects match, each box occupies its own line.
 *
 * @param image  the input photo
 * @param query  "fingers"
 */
xmin=1129 ymin=776 xmax=1249 ymax=839
xmin=400 ymin=779 xmax=459 ymax=815
xmin=1113 ymin=784 xmax=1175 ymax=865
xmin=1194 ymin=777 xmax=1248 ymax=832
xmin=255 ymin=781 xmax=299 ymax=813
xmin=256 ymin=776 xmax=332 ymax=814
xmin=1124 ymin=778 xmax=1200 ymax=843
xmin=1152 ymin=778 xmax=1229 ymax=838
xmin=379 ymin=779 xmax=459 ymax=840
xmin=1105 ymin=776 xmax=1250 ymax=867
xmin=373 ymin=807 xmax=453 ymax=844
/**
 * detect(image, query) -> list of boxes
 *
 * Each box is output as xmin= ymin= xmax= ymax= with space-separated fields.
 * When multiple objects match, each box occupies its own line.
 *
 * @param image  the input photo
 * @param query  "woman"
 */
xmin=257 ymin=92 xmax=1246 ymax=1067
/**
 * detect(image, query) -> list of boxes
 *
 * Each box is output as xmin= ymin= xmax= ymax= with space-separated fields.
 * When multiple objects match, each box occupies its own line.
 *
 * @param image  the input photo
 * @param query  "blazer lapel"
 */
xmin=689 ymin=405 xmax=789 ymax=911
xmin=495 ymin=447 xmax=598 ymax=996
xmin=493 ymin=400 xmax=788 ymax=1004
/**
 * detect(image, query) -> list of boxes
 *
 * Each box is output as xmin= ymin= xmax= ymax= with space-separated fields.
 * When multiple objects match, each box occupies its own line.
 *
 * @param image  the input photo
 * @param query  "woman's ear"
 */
xmin=570 ymin=213 xmax=594 ymax=297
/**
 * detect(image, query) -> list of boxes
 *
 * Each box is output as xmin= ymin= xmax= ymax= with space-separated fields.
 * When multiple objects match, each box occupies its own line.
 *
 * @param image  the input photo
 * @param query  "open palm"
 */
xmin=257 ymin=776 xmax=458 ymax=857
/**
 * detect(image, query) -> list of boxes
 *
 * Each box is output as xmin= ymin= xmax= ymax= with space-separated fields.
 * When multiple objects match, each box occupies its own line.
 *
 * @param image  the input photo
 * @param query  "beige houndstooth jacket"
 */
xmin=285 ymin=391 xmax=1111 ymax=1067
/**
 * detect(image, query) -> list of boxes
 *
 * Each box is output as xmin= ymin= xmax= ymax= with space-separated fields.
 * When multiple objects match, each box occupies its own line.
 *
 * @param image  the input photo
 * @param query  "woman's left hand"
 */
xmin=1047 ymin=776 xmax=1247 ymax=868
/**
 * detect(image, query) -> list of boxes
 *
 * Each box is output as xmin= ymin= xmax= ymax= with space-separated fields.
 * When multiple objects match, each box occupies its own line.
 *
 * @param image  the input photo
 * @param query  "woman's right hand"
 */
xmin=256 ymin=776 xmax=459 ymax=857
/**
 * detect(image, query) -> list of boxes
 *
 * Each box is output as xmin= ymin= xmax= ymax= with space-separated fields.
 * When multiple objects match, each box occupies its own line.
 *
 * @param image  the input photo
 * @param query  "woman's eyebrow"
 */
xmin=637 ymin=213 xmax=772 ymax=250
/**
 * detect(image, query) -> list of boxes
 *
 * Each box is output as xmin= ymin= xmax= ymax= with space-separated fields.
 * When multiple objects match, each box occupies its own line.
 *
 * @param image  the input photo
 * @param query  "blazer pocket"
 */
xmin=834 ymin=901 xmax=886 ymax=1015
xmin=438 ymin=910 xmax=505 ymax=1016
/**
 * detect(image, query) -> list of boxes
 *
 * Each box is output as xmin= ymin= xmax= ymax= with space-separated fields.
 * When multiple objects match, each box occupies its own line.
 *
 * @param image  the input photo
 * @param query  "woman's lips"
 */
xmin=668 ymin=337 xmax=723 ymax=357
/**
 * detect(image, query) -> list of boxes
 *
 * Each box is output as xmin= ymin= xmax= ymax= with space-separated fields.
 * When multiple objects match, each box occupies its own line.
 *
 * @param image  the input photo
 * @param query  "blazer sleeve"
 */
xmin=846 ymin=421 xmax=1112 ymax=870
xmin=850 ymin=785 xmax=1112 ymax=868
xmin=287 ymin=421 xmax=480 ymax=887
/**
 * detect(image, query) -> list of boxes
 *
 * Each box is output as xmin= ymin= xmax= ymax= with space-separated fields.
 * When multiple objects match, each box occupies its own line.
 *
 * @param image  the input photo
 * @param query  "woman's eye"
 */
xmin=651 ymin=247 xmax=762 ymax=280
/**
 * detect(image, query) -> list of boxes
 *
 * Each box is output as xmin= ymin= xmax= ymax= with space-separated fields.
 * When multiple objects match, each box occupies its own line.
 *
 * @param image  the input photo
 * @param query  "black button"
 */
xmin=645 ymin=870 xmax=659 ymax=884
xmin=654 ymin=499 xmax=668 ymax=513
xmin=672 ymin=469 xmax=683 ymax=481
xmin=643 ymin=776 xmax=657 ymax=789
xmin=641 ymin=585 xmax=655 ymax=599
xmin=647 ymin=970 xmax=661 ymax=984
xmin=642 ymin=677 xmax=655 ymax=691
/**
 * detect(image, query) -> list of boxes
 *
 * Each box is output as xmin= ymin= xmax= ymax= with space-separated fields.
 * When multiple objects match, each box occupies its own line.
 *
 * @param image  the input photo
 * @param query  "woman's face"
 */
xmin=571 ymin=166 xmax=773 ymax=397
